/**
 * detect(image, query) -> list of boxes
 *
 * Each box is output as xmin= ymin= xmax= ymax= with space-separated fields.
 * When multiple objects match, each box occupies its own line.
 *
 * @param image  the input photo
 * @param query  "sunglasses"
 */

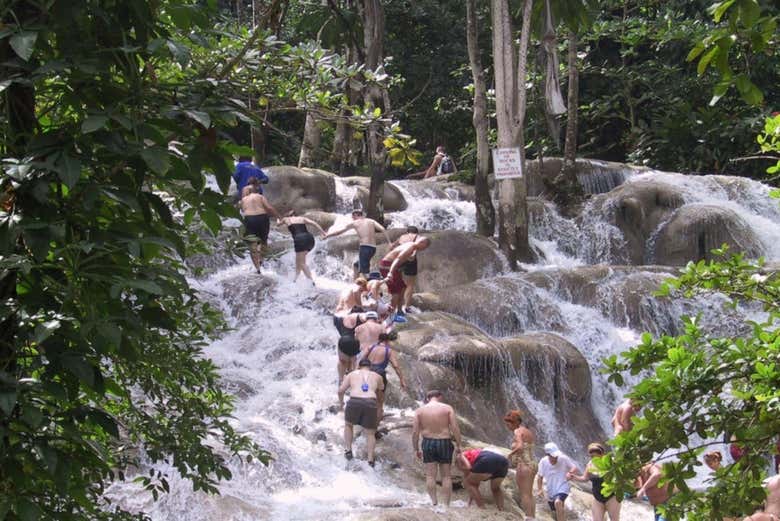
xmin=589 ymin=450 xmax=604 ymax=456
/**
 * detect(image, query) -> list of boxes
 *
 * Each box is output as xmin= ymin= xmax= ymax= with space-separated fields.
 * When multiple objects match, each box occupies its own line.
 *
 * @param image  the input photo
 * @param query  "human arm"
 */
xmin=324 ymin=221 xmax=352 ymax=239
xmin=302 ymin=217 xmax=327 ymax=237
xmin=388 ymin=350 xmax=406 ymax=390
xmin=423 ymin=155 xmax=441 ymax=179
xmin=261 ymin=197 xmax=281 ymax=219
xmin=566 ymin=462 xmax=591 ymax=482
xmin=449 ymin=407 xmax=462 ymax=450
xmin=637 ymin=465 xmax=662 ymax=497
xmin=536 ymin=473 xmax=545 ymax=497
xmin=255 ymin=167 xmax=269 ymax=184
xmin=337 ymin=374 xmax=350 ymax=406
xmin=373 ymin=220 xmax=391 ymax=245
xmin=412 ymin=412 xmax=421 ymax=459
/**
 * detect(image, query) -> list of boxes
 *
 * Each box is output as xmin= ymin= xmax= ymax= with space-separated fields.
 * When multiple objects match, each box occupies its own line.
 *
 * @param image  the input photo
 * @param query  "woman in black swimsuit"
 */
xmin=566 ymin=442 xmax=621 ymax=521
xmin=277 ymin=211 xmax=326 ymax=283
xmin=333 ymin=310 xmax=367 ymax=384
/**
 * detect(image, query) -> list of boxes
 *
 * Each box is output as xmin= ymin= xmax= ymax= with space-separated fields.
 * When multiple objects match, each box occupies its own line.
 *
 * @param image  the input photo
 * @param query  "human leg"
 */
xmin=300 ymin=252 xmax=313 ymax=281
xmin=517 ymin=463 xmax=536 ymax=518
xmin=605 ymin=496 xmax=621 ymax=521
xmin=344 ymin=422 xmax=354 ymax=458
xmin=424 ymin=462 xmax=439 ymax=505
xmin=440 ymin=463 xmax=452 ymax=506
xmin=402 ymin=274 xmax=416 ymax=310
xmin=554 ymin=494 xmax=567 ymax=521
xmin=490 ymin=477 xmax=505 ymax=511
xmin=592 ymin=497 xmax=606 ymax=521
xmin=249 ymin=241 xmax=261 ymax=271
xmin=337 ymin=351 xmax=350 ymax=384
xmin=294 ymin=251 xmax=306 ymax=280
xmin=366 ymin=428 xmax=376 ymax=463
xmin=464 ymin=473 xmax=489 ymax=508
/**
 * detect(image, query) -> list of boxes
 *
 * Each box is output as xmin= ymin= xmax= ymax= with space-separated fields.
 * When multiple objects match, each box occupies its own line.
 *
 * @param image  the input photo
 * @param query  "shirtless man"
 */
xmin=412 ymin=390 xmax=463 ymax=507
xmin=239 ymin=184 xmax=280 ymax=273
xmin=338 ymin=358 xmax=384 ymax=466
xmin=324 ymin=210 xmax=391 ymax=277
xmin=379 ymin=237 xmax=431 ymax=318
xmin=637 ymin=462 xmax=671 ymax=521
xmin=745 ymin=473 xmax=780 ymax=521
xmin=611 ymin=397 xmax=641 ymax=435
xmin=408 ymin=146 xmax=457 ymax=179
xmin=355 ymin=311 xmax=385 ymax=353
xmin=390 ymin=226 xmax=421 ymax=313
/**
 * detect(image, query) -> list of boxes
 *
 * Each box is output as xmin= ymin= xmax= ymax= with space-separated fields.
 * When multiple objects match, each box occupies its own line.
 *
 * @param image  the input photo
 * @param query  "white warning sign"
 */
xmin=492 ymin=147 xmax=523 ymax=179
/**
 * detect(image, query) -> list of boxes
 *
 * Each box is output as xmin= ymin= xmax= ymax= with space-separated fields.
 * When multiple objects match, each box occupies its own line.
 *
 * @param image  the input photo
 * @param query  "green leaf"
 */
xmin=56 ymin=154 xmax=82 ymax=189
xmin=81 ymin=115 xmax=109 ymax=134
xmin=16 ymin=498 xmax=41 ymax=521
xmin=61 ymin=355 xmax=95 ymax=388
xmin=738 ymin=0 xmax=760 ymax=28
xmin=124 ymin=278 xmax=164 ymax=295
xmin=712 ymin=0 xmax=736 ymax=23
xmin=185 ymin=110 xmax=211 ymax=129
xmin=9 ymin=31 xmax=38 ymax=61
xmin=32 ymin=319 xmax=61 ymax=344
xmin=88 ymin=410 xmax=119 ymax=438
xmin=697 ymin=47 xmax=718 ymax=75
xmin=200 ymin=208 xmax=222 ymax=235
xmin=0 ymin=389 xmax=17 ymax=416
xmin=141 ymin=147 xmax=171 ymax=175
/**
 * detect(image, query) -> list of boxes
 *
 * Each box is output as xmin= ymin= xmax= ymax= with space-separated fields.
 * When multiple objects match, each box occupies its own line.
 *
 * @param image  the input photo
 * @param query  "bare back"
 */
xmin=512 ymin=425 xmax=535 ymax=450
xmin=415 ymin=401 xmax=455 ymax=439
xmin=343 ymin=368 xmax=383 ymax=399
xmin=355 ymin=321 xmax=383 ymax=351
xmin=612 ymin=400 xmax=635 ymax=434
xmin=352 ymin=218 xmax=381 ymax=246
xmin=241 ymin=193 xmax=270 ymax=216
xmin=383 ymin=242 xmax=416 ymax=264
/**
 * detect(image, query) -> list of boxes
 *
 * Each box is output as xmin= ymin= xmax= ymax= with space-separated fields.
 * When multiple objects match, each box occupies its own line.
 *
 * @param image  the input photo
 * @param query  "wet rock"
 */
xmin=302 ymin=210 xmax=339 ymax=231
xmin=652 ymin=204 xmax=764 ymax=265
xmin=341 ymin=176 xmax=408 ymax=212
xmin=263 ymin=166 xmax=337 ymax=214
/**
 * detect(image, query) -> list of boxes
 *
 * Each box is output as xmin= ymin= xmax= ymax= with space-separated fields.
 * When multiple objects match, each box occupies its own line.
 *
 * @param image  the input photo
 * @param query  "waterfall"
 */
xmin=105 ymin=169 xmax=779 ymax=519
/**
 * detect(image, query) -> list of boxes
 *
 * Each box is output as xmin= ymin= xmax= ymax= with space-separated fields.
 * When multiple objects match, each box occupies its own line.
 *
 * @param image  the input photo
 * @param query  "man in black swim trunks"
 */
xmin=412 ymin=390 xmax=463 ymax=507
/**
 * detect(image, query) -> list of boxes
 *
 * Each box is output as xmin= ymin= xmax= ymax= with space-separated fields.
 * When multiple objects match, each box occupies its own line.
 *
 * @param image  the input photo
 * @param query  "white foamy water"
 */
xmin=387 ymin=180 xmax=476 ymax=232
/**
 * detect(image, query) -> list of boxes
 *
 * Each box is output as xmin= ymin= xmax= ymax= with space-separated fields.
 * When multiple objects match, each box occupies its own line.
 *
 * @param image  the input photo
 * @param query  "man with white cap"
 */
xmin=355 ymin=310 xmax=385 ymax=354
xmin=536 ymin=442 xmax=579 ymax=521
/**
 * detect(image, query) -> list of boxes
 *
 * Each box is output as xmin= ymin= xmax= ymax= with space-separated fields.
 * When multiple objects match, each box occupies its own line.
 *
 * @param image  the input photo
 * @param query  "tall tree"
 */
xmin=466 ymin=0 xmax=496 ymax=237
xmin=298 ymin=111 xmax=321 ymax=167
xmin=491 ymin=0 xmax=534 ymax=266
xmin=362 ymin=0 xmax=388 ymax=223
xmin=552 ymin=29 xmax=583 ymax=206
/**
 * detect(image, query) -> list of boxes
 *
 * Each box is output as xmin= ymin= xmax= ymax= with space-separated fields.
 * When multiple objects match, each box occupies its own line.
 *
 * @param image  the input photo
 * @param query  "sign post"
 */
xmin=491 ymin=147 xmax=523 ymax=180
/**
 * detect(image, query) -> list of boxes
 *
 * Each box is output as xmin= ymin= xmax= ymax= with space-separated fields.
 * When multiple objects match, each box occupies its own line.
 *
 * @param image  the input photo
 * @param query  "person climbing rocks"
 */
xmin=379 ymin=236 xmax=431 ymax=321
xmin=407 ymin=145 xmax=457 ymax=179
xmin=277 ymin=210 xmax=326 ymax=283
xmin=363 ymin=272 xmax=391 ymax=319
xmin=536 ymin=442 xmax=579 ymax=521
xmin=324 ymin=209 xmax=390 ymax=277
xmin=389 ymin=226 xmax=422 ymax=313
xmin=567 ymin=442 xmax=621 ymax=521
xmin=456 ymin=447 xmax=510 ymax=510
xmin=412 ymin=390 xmax=462 ymax=508
xmin=239 ymin=183 xmax=280 ymax=273
xmin=233 ymin=156 xmax=268 ymax=202
xmin=504 ymin=410 xmax=537 ymax=520
xmin=611 ymin=397 xmax=641 ymax=435
xmin=338 ymin=357 xmax=384 ymax=467
xmin=333 ymin=308 xmax=368 ymax=384
xmin=334 ymin=277 xmax=368 ymax=315
xmin=636 ymin=462 xmax=672 ymax=521
xmin=355 ymin=310 xmax=385 ymax=354
xmin=365 ymin=331 xmax=406 ymax=423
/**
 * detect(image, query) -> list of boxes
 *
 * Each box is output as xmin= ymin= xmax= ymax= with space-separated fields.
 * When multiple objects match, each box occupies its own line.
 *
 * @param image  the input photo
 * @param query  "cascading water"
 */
xmin=105 ymin=170 xmax=778 ymax=519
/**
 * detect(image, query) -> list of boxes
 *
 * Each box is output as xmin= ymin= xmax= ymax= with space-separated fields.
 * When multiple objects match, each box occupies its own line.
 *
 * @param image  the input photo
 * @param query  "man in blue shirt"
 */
xmin=233 ymin=156 xmax=269 ymax=198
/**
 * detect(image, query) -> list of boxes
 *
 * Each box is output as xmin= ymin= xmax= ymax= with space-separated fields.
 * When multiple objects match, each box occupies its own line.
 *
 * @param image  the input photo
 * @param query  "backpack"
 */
xmin=439 ymin=154 xmax=454 ymax=174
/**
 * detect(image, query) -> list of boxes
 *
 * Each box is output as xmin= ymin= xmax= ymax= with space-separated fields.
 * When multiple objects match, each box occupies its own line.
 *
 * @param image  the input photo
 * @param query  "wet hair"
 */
xmin=415 ymin=237 xmax=431 ymax=248
xmin=587 ymin=442 xmax=606 ymax=455
xmin=355 ymin=277 xmax=368 ymax=288
xmin=358 ymin=358 xmax=372 ymax=368
xmin=406 ymin=226 xmax=419 ymax=234
xmin=704 ymin=451 xmax=722 ymax=463
xmin=286 ymin=210 xmax=296 ymax=217
xmin=350 ymin=305 xmax=364 ymax=313
xmin=379 ymin=331 xmax=397 ymax=342
xmin=426 ymin=390 xmax=443 ymax=401
xmin=247 ymin=176 xmax=261 ymax=186
xmin=352 ymin=209 xmax=364 ymax=217
xmin=503 ymin=410 xmax=523 ymax=426
xmin=238 ymin=155 xmax=252 ymax=162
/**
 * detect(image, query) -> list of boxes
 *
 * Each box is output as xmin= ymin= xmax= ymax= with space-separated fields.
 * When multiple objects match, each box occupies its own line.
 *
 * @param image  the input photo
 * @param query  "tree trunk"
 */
xmin=362 ymin=0 xmax=387 ymax=223
xmin=554 ymin=30 xmax=583 ymax=208
xmin=332 ymin=44 xmax=359 ymax=175
xmin=491 ymin=0 xmax=533 ymax=267
xmin=298 ymin=111 xmax=321 ymax=168
xmin=466 ymin=0 xmax=495 ymax=237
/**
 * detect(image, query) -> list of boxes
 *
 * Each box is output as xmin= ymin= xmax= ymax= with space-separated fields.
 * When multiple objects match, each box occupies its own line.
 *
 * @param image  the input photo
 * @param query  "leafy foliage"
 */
xmin=600 ymin=247 xmax=779 ymax=520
